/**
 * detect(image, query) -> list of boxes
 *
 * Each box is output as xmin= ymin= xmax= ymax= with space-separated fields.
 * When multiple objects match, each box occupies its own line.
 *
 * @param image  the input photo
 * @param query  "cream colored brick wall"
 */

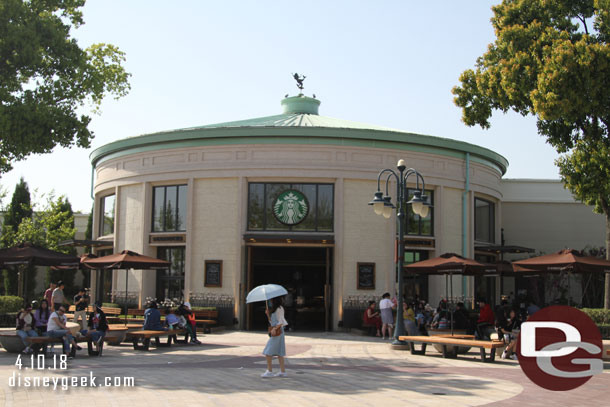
xmin=116 ymin=184 xmax=145 ymax=294
xmin=342 ymin=179 xmax=395 ymax=298
xmin=190 ymin=178 xmax=240 ymax=296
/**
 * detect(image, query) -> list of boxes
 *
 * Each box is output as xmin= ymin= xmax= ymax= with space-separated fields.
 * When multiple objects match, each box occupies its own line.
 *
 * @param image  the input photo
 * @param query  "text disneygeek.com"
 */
xmin=9 ymin=371 xmax=135 ymax=390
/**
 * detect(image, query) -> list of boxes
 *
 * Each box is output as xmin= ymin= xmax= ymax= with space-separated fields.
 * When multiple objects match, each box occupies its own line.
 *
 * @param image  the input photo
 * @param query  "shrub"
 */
xmin=0 ymin=295 xmax=25 ymax=313
xmin=102 ymin=303 xmax=120 ymax=309
xmin=581 ymin=308 xmax=610 ymax=325
xmin=191 ymin=306 xmax=216 ymax=311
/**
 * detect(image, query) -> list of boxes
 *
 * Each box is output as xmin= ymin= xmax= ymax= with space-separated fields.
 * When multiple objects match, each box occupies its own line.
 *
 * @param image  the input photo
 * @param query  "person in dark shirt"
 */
xmin=452 ymin=302 xmax=471 ymax=331
xmin=143 ymin=301 xmax=165 ymax=331
xmin=73 ymin=288 xmax=90 ymax=330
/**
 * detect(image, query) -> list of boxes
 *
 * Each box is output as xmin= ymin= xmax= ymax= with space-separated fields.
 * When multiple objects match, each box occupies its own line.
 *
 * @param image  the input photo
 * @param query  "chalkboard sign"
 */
xmin=357 ymin=262 xmax=375 ymax=290
xmin=204 ymin=260 xmax=222 ymax=287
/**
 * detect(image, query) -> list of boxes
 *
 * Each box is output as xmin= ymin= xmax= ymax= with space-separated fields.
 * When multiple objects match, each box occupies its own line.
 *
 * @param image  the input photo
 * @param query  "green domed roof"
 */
xmin=90 ymin=95 xmax=509 ymax=174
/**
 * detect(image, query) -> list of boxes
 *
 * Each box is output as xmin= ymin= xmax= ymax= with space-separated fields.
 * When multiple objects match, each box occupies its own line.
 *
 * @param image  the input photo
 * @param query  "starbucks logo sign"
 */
xmin=273 ymin=190 xmax=309 ymax=225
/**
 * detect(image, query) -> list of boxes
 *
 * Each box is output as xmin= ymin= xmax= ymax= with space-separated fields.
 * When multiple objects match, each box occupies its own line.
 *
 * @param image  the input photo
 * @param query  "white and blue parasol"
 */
xmin=246 ymin=284 xmax=288 ymax=304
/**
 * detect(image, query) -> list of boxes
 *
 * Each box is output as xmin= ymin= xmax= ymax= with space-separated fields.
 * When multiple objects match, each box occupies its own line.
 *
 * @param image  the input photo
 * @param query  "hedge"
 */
xmin=0 ymin=296 xmax=24 ymax=313
xmin=581 ymin=308 xmax=610 ymax=325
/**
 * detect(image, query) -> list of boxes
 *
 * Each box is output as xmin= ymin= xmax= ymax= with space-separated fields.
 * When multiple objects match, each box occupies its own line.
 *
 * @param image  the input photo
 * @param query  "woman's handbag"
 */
xmin=268 ymin=324 xmax=282 ymax=337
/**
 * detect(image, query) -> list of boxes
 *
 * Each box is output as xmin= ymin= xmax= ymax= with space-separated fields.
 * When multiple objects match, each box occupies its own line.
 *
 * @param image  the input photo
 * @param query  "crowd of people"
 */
xmin=362 ymin=293 xmax=541 ymax=360
xmin=15 ymin=281 xmax=207 ymax=357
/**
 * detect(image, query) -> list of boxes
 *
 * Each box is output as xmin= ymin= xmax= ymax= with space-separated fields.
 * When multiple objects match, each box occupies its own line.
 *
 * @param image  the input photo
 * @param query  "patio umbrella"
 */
xmin=513 ymin=249 xmax=610 ymax=273
xmin=82 ymin=250 xmax=170 ymax=322
xmin=405 ymin=253 xmax=486 ymax=334
xmin=0 ymin=242 xmax=80 ymax=299
xmin=513 ymin=249 xmax=610 ymax=305
xmin=246 ymin=284 xmax=288 ymax=311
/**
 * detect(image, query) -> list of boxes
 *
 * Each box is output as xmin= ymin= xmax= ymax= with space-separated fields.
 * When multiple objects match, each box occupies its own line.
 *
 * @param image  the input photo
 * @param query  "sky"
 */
xmin=0 ymin=0 xmax=561 ymax=213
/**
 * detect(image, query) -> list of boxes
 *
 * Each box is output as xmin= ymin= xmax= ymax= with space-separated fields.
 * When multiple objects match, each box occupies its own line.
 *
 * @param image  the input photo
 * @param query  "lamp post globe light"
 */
xmin=368 ymin=159 xmax=431 ymax=347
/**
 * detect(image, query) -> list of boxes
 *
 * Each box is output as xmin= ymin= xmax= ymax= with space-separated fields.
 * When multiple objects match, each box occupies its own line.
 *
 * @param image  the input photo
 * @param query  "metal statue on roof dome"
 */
xmin=292 ymin=73 xmax=306 ymax=91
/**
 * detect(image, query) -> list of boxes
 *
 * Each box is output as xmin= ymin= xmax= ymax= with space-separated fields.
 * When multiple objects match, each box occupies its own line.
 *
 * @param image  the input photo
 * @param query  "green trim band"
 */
xmin=90 ymin=126 xmax=508 ymax=174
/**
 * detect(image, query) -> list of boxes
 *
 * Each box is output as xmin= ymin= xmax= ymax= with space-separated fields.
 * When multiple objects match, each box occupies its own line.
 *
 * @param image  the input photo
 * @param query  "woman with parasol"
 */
xmin=246 ymin=284 xmax=289 ymax=378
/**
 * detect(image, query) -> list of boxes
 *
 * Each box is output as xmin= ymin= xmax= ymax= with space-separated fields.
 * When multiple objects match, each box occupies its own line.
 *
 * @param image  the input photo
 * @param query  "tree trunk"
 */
xmin=605 ymin=211 xmax=610 ymax=309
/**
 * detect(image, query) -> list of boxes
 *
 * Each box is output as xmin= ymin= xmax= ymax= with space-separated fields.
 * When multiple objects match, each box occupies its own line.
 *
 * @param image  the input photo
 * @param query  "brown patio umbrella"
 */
xmin=406 ymin=253 xmax=486 ymax=334
xmin=82 ymin=250 xmax=170 ymax=322
xmin=513 ymin=249 xmax=610 ymax=306
xmin=51 ymin=253 xmax=99 ymax=271
xmin=512 ymin=249 xmax=610 ymax=273
xmin=0 ymin=242 xmax=81 ymax=299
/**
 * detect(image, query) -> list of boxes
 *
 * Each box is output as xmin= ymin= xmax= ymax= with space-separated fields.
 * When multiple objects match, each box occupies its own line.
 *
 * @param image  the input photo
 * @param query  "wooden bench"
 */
xmin=66 ymin=305 xmax=121 ymax=320
xmin=398 ymin=335 xmax=506 ymax=363
xmin=126 ymin=309 xmax=218 ymax=331
xmin=26 ymin=335 xmax=92 ymax=356
xmin=127 ymin=329 xmax=188 ymax=351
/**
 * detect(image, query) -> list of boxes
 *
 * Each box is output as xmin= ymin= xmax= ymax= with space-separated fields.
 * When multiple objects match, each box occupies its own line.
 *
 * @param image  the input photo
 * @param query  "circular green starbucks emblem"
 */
xmin=273 ymin=190 xmax=309 ymax=225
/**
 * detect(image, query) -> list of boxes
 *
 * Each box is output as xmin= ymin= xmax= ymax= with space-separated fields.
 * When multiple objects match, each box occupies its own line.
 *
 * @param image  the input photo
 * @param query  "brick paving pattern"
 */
xmin=0 ymin=331 xmax=608 ymax=406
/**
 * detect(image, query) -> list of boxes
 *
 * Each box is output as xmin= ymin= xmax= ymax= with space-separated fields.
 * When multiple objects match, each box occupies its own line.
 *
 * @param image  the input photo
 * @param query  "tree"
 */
xmin=0 ymin=0 xmax=131 ymax=174
xmin=0 ymin=177 xmax=33 ymax=295
xmin=10 ymin=195 xmax=77 ymax=298
xmin=452 ymin=0 xmax=610 ymax=308
xmin=556 ymin=138 xmax=610 ymax=307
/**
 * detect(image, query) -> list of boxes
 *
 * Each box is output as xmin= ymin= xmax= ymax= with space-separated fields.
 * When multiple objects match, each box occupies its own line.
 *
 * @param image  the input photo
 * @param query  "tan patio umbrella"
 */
xmin=405 ymin=253 xmax=486 ymax=334
xmin=82 ymin=250 xmax=170 ymax=323
xmin=513 ymin=249 xmax=610 ymax=305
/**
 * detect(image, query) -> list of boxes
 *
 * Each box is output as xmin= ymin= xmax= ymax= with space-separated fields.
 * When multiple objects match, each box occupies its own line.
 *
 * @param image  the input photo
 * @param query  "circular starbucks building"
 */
xmin=90 ymin=93 xmax=507 ymax=331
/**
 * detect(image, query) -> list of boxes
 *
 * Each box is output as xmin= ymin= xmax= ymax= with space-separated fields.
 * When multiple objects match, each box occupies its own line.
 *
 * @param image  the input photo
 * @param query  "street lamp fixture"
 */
xmin=368 ymin=159 xmax=431 ymax=346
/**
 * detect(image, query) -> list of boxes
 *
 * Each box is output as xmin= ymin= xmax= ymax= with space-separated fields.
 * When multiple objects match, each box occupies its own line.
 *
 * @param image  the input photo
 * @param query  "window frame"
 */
xmin=99 ymin=194 xmax=115 ymax=237
xmin=404 ymin=188 xmax=434 ymax=237
xmin=247 ymin=182 xmax=334 ymax=232
xmin=151 ymin=184 xmax=188 ymax=232
xmin=474 ymin=197 xmax=495 ymax=243
xmin=156 ymin=246 xmax=186 ymax=300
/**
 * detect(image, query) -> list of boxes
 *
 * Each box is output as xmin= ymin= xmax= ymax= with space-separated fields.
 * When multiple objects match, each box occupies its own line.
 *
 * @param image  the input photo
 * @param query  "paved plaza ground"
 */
xmin=0 ymin=331 xmax=608 ymax=407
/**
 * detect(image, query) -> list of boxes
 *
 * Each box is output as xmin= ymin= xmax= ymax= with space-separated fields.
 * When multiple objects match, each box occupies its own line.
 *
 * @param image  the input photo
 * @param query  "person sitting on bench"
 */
xmin=81 ymin=302 xmax=108 ymax=354
xmin=363 ymin=300 xmax=382 ymax=337
xmin=143 ymin=301 xmax=166 ymax=331
xmin=47 ymin=306 xmax=80 ymax=356
xmin=476 ymin=298 xmax=495 ymax=340
xmin=177 ymin=303 xmax=201 ymax=344
xmin=164 ymin=308 xmax=181 ymax=330
xmin=16 ymin=304 xmax=38 ymax=354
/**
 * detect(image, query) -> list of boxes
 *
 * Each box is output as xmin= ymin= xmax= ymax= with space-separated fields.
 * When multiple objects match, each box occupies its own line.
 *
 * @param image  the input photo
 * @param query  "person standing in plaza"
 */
xmin=261 ymin=296 xmax=288 ymax=378
xmin=379 ymin=292 xmax=395 ymax=339
xmin=73 ymin=288 xmax=90 ymax=330
xmin=52 ymin=281 xmax=67 ymax=311
xmin=44 ymin=282 xmax=56 ymax=308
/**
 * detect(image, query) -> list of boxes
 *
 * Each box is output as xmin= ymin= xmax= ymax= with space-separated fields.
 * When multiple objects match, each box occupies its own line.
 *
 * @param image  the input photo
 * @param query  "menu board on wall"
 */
xmin=204 ymin=260 xmax=222 ymax=287
xmin=357 ymin=263 xmax=375 ymax=290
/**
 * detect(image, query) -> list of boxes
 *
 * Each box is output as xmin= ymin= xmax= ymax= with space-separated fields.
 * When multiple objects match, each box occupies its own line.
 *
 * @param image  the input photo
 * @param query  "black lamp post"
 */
xmin=368 ymin=159 xmax=430 ymax=346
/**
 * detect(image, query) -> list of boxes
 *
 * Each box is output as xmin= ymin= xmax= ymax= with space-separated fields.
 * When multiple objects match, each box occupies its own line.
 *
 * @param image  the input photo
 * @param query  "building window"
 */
xmin=156 ymin=247 xmax=185 ymax=301
xmin=475 ymin=198 xmax=495 ymax=243
xmin=99 ymin=195 xmax=115 ymax=236
xmin=405 ymin=189 xmax=433 ymax=236
xmin=152 ymin=185 xmax=187 ymax=232
xmin=247 ymin=183 xmax=334 ymax=232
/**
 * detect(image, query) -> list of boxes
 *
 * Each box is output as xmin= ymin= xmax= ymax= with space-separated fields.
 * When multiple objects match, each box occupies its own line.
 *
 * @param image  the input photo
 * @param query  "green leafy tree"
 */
xmin=453 ymin=0 xmax=610 ymax=308
xmin=0 ymin=0 xmax=131 ymax=174
xmin=1 ymin=177 xmax=33 ymax=295
xmin=4 ymin=195 xmax=77 ymax=298
xmin=556 ymin=138 xmax=610 ymax=307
